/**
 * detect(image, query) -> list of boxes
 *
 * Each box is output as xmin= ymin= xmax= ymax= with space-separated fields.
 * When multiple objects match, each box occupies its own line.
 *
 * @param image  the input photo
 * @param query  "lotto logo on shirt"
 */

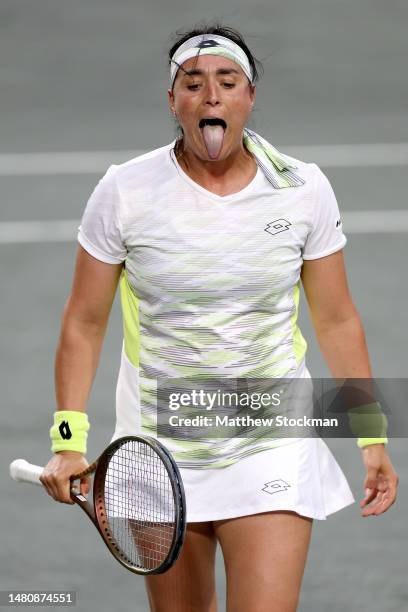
xmin=261 ymin=479 xmax=291 ymax=495
xmin=264 ymin=218 xmax=292 ymax=235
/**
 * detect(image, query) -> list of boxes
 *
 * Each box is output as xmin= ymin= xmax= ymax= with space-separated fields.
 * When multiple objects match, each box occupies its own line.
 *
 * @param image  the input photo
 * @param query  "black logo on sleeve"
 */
xmin=336 ymin=218 xmax=342 ymax=227
xmin=59 ymin=421 xmax=72 ymax=440
xmin=265 ymin=218 xmax=292 ymax=236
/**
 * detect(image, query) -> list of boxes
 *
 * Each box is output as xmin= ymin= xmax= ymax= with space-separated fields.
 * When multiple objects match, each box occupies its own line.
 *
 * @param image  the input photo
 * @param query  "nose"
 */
xmin=204 ymin=79 xmax=220 ymax=106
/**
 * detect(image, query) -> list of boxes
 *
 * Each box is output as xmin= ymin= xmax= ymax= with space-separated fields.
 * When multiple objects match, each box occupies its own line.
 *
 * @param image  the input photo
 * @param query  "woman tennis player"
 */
xmin=41 ymin=23 xmax=398 ymax=612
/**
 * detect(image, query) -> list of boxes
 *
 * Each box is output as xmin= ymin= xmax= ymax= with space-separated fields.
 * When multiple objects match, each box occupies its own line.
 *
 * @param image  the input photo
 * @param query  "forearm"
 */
xmin=314 ymin=314 xmax=372 ymax=378
xmin=55 ymin=307 xmax=107 ymax=412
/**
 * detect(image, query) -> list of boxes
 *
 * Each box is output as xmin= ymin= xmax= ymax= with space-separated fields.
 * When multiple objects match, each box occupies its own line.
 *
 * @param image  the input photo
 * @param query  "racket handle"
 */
xmin=10 ymin=459 xmax=43 ymax=486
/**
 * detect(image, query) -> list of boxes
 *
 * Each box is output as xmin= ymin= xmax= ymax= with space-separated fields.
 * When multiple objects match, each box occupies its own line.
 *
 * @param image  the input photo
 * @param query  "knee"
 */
xmin=146 ymin=582 xmax=217 ymax=612
xmin=238 ymin=596 xmax=299 ymax=612
xmin=227 ymin=589 xmax=300 ymax=612
xmin=148 ymin=596 xmax=217 ymax=612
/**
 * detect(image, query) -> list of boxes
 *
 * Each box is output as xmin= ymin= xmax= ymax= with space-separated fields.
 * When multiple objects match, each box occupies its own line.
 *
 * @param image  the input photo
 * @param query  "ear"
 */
xmin=167 ymin=88 xmax=176 ymax=116
xmin=249 ymin=84 xmax=256 ymax=107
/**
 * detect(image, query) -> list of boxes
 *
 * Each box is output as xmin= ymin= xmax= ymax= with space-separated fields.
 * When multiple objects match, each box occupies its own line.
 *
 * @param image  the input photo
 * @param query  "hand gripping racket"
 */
xmin=10 ymin=436 xmax=186 ymax=575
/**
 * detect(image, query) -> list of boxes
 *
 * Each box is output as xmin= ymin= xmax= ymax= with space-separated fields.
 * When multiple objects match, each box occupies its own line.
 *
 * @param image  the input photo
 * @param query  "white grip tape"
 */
xmin=10 ymin=459 xmax=44 ymax=486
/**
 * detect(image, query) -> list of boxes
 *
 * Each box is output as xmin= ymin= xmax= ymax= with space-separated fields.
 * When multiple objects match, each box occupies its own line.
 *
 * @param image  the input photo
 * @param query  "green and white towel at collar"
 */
xmin=243 ymin=128 xmax=305 ymax=189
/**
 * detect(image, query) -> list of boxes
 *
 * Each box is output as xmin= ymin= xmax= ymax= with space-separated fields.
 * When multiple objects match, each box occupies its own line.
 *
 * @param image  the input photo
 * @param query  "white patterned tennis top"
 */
xmin=78 ymin=136 xmax=347 ymax=469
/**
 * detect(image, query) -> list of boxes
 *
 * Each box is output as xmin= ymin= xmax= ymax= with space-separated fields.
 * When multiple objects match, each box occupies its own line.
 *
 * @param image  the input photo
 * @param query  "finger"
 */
xmin=361 ymin=498 xmax=380 ymax=516
xmin=370 ymin=491 xmax=391 ymax=516
xmin=360 ymin=488 xmax=377 ymax=507
xmin=40 ymin=474 xmax=60 ymax=501
xmin=60 ymin=482 xmax=75 ymax=504
xmin=376 ymin=478 xmax=388 ymax=492
xmin=372 ymin=484 xmax=398 ymax=515
xmin=80 ymin=476 xmax=91 ymax=496
xmin=364 ymin=468 xmax=380 ymax=491
xmin=361 ymin=500 xmax=378 ymax=514
xmin=365 ymin=479 xmax=387 ymax=501
xmin=360 ymin=488 xmax=383 ymax=515
xmin=373 ymin=497 xmax=390 ymax=515
xmin=361 ymin=486 xmax=394 ymax=516
xmin=52 ymin=474 xmax=75 ymax=504
xmin=372 ymin=489 xmax=387 ymax=513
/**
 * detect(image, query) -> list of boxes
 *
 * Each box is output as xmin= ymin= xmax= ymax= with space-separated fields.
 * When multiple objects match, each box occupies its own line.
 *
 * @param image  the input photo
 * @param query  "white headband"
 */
xmin=169 ymin=34 xmax=254 ymax=89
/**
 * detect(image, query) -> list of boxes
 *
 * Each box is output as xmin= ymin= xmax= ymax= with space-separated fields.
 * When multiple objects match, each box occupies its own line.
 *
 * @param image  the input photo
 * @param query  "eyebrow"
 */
xmin=181 ymin=68 xmax=241 ymax=78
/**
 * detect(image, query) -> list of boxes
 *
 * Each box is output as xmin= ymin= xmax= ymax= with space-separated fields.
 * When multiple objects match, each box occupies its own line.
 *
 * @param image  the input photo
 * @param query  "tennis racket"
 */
xmin=10 ymin=435 xmax=186 ymax=575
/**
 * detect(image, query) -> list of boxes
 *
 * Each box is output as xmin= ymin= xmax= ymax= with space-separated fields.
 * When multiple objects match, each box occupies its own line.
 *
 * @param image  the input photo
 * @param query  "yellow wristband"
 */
xmin=50 ymin=411 xmax=90 ymax=454
xmin=347 ymin=401 xmax=388 ymax=448
xmin=357 ymin=437 xmax=388 ymax=448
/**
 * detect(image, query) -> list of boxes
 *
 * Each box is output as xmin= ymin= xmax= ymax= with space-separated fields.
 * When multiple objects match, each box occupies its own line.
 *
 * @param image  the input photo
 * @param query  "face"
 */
xmin=168 ymin=54 xmax=256 ymax=162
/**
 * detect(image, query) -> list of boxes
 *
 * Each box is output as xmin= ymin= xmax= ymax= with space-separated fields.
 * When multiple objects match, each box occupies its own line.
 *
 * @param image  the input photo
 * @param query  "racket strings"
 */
xmin=104 ymin=441 xmax=177 ymax=570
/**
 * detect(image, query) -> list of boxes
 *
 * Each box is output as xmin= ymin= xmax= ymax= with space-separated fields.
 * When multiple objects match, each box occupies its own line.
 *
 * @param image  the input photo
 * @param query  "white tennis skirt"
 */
xmin=179 ymin=437 xmax=355 ymax=522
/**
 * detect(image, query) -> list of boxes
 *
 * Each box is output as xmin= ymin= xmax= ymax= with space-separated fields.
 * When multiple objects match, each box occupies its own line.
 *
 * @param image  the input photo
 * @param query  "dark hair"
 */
xmin=168 ymin=22 xmax=263 ymax=88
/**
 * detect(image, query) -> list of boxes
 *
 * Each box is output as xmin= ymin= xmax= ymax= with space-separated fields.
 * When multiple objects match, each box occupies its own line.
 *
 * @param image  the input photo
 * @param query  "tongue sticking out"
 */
xmin=202 ymin=124 xmax=225 ymax=160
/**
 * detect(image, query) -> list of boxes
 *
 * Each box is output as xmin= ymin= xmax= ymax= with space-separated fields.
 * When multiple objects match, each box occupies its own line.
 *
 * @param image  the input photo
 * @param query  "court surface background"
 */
xmin=1 ymin=1 xmax=407 ymax=611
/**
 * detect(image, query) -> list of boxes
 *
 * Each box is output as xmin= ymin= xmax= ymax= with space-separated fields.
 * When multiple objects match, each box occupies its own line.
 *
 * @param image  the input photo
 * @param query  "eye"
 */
xmin=187 ymin=83 xmax=201 ymax=90
xmin=222 ymin=83 xmax=236 ymax=88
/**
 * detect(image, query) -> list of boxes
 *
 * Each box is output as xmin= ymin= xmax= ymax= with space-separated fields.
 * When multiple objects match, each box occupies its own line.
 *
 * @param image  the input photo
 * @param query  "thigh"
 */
xmin=214 ymin=511 xmax=313 ymax=612
xmin=144 ymin=521 xmax=218 ymax=612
